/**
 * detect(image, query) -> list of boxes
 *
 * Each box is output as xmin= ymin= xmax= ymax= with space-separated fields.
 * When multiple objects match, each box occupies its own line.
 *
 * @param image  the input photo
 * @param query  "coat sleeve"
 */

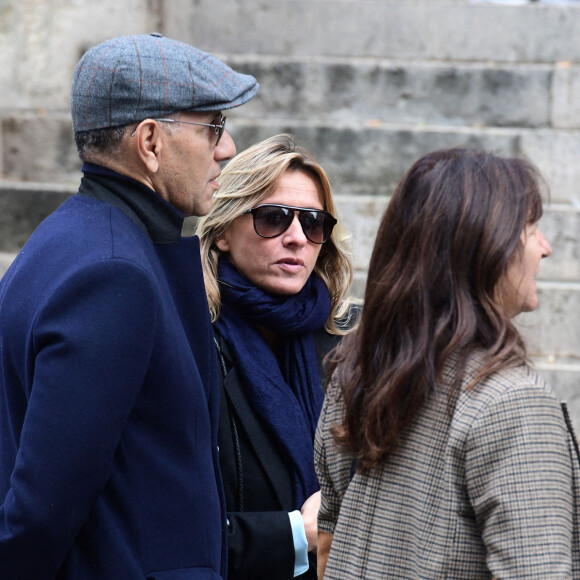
xmin=465 ymin=381 xmax=574 ymax=578
xmin=0 ymin=259 xmax=157 ymax=578
xmin=226 ymin=510 xmax=296 ymax=580
xmin=314 ymin=376 xmax=351 ymax=537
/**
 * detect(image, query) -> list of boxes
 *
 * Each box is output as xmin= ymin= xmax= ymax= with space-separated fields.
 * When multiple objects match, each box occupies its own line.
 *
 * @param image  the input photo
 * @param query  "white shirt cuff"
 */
xmin=288 ymin=510 xmax=309 ymax=576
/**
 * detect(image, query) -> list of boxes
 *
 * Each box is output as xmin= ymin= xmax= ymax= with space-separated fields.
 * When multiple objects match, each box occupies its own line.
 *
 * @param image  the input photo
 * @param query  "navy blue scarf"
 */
xmin=215 ymin=259 xmax=331 ymax=509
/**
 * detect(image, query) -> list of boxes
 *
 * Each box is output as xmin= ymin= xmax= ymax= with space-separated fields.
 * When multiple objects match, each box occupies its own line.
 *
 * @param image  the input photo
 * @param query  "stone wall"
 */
xmin=1 ymin=0 xmax=580 ymax=426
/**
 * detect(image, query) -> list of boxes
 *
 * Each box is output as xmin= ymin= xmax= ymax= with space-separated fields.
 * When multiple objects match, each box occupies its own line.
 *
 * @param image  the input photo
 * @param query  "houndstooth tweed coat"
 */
xmin=315 ymin=352 xmax=580 ymax=579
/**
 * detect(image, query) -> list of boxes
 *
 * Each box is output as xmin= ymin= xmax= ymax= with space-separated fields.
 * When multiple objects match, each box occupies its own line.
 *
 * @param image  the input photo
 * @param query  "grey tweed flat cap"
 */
xmin=71 ymin=33 xmax=259 ymax=132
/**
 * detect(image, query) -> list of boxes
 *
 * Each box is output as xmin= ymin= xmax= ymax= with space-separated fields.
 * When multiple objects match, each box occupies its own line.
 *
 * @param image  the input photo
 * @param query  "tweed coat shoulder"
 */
xmin=315 ymin=353 xmax=580 ymax=579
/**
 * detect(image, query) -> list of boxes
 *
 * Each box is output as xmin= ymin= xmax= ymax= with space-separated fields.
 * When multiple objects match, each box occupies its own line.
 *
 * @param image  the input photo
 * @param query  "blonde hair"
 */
xmin=197 ymin=134 xmax=354 ymax=334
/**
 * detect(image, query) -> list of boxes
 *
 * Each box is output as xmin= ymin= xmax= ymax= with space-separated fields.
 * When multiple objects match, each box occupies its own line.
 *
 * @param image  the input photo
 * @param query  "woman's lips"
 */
xmin=276 ymin=257 xmax=304 ymax=273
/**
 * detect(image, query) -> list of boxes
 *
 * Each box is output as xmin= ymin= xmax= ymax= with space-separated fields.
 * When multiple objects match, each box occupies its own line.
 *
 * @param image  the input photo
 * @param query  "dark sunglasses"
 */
xmin=244 ymin=204 xmax=337 ymax=244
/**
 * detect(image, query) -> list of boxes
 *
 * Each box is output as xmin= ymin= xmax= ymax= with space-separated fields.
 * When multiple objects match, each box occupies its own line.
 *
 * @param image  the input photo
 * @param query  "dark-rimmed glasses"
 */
xmin=244 ymin=204 xmax=337 ymax=244
xmin=155 ymin=114 xmax=226 ymax=145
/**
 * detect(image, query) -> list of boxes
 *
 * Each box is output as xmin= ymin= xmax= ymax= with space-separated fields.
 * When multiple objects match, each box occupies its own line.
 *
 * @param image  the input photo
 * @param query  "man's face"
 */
xmin=154 ymin=111 xmax=236 ymax=217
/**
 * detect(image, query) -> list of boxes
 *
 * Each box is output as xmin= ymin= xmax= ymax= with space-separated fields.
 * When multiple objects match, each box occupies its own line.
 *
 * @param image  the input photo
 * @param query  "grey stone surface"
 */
xmin=551 ymin=65 xmax=580 ymax=129
xmin=1 ymin=1 xmax=579 ymax=206
xmin=539 ymin=204 xmax=580 ymax=280
xmin=227 ymin=58 xmax=553 ymax=128
xmin=228 ymin=121 xmax=576 ymax=203
xmin=0 ymin=0 xmax=157 ymax=111
xmin=0 ymin=182 xmax=73 ymax=251
xmin=520 ymin=129 xmax=580 ymax=205
xmin=2 ymin=116 xmax=579 ymax=204
xmin=228 ymin=122 xmax=522 ymax=196
xmin=166 ymin=1 xmax=580 ymax=63
xmin=0 ymin=252 xmax=17 ymax=280
xmin=333 ymin=195 xmax=390 ymax=273
xmin=2 ymin=117 xmax=80 ymax=183
xmin=536 ymin=360 xmax=580 ymax=434
xmin=330 ymin=194 xmax=580 ymax=284
xmin=518 ymin=282 xmax=580 ymax=359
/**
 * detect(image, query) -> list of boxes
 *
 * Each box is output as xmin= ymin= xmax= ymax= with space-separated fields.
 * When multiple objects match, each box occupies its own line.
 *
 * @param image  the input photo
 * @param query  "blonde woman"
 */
xmin=197 ymin=134 xmax=355 ymax=580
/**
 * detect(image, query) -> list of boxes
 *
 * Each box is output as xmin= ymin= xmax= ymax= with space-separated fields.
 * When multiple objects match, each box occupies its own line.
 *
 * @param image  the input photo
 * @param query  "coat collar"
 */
xmin=80 ymin=163 xmax=184 ymax=244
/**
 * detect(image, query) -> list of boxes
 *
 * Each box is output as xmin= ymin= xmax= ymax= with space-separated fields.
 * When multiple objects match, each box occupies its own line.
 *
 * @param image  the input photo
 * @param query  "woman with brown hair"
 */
xmin=315 ymin=148 xmax=580 ymax=579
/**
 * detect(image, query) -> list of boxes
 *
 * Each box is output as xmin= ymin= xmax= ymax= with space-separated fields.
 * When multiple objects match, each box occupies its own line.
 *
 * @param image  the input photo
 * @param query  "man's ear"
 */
xmin=131 ymin=119 xmax=163 ymax=174
xmin=215 ymin=235 xmax=230 ymax=252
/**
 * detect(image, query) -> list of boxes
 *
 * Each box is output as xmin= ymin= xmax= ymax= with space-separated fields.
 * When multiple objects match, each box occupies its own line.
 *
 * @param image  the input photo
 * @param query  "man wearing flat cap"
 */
xmin=0 ymin=33 xmax=258 ymax=579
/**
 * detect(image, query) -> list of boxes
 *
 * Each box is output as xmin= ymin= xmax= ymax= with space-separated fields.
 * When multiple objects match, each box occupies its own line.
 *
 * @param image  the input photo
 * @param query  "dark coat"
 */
xmin=0 ymin=170 xmax=227 ymax=579
xmin=215 ymin=321 xmax=350 ymax=580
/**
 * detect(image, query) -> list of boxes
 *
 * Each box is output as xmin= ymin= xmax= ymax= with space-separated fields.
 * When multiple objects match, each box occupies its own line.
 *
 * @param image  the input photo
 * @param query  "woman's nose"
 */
xmin=538 ymin=229 xmax=552 ymax=258
xmin=282 ymin=214 xmax=308 ymax=245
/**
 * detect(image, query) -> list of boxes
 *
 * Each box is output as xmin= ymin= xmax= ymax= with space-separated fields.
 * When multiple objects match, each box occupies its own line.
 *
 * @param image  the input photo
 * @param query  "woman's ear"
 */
xmin=215 ymin=235 xmax=230 ymax=253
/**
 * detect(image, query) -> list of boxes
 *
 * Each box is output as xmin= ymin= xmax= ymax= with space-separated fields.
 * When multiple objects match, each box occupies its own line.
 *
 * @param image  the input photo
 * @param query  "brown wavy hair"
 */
xmin=331 ymin=148 xmax=546 ymax=473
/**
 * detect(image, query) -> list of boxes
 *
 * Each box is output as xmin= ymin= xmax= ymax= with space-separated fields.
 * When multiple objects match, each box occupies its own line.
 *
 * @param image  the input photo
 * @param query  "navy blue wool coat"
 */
xmin=0 ymin=168 xmax=226 ymax=579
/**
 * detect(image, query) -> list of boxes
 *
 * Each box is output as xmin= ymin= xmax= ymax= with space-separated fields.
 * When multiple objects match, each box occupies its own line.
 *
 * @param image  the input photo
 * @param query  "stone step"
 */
xmin=0 ymin=3 xmax=156 ymax=111
xmin=335 ymin=195 xmax=580 ymax=280
xmin=4 ymin=2 xmax=579 ymax=112
xmin=228 ymin=57 xmax=573 ymax=130
xmin=1 ymin=116 xmax=81 ymax=184
xmin=0 ymin=252 xmax=17 ymax=279
xmin=4 ymin=116 xmax=580 ymax=203
xmin=519 ymin=281 xmax=580 ymax=359
xmin=351 ymin=272 xmax=580 ymax=357
xmin=168 ymin=0 xmax=580 ymax=63
xmin=228 ymin=121 xmax=580 ymax=204
xmin=0 ymin=181 xmax=74 ymax=252
xmin=533 ymin=359 xmax=580 ymax=434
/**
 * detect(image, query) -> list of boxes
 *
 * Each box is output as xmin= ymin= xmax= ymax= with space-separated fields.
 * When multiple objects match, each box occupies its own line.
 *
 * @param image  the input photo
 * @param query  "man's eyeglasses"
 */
xmin=154 ymin=114 xmax=226 ymax=145
xmin=244 ymin=204 xmax=337 ymax=244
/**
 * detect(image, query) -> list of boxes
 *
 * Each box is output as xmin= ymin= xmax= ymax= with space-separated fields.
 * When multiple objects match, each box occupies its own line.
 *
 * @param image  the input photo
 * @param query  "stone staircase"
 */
xmin=1 ymin=0 xmax=580 ymax=426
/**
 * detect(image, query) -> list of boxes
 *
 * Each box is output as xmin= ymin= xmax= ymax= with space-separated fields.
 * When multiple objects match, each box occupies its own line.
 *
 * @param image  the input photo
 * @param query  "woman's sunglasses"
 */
xmin=244 ymin=204 xmax=337 ymax=244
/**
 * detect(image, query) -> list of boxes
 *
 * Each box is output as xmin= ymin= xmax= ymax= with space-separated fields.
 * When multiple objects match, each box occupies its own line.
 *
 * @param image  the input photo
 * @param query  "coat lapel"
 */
xmin=222 ymin=355 xmax=295 ymax=509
